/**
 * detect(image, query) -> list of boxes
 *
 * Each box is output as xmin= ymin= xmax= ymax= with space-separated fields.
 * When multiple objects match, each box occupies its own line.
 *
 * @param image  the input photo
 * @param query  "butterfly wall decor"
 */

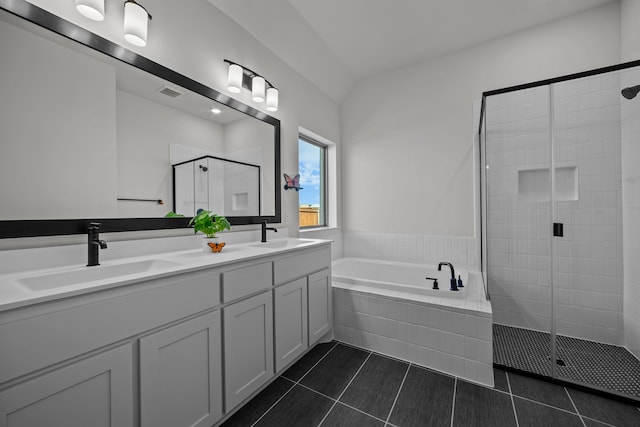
xmin=284 ymin=173 xmax=303 ymax=191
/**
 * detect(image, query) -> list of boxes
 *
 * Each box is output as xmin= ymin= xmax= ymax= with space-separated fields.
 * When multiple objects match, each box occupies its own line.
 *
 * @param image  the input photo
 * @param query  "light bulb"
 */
xmin=124 ymin=1 xmax=150 ymax=47
xmin=227 ymin=64 xmax=243 ymax=94
xmin=266 ymin=87 xmax=279 ymax=112
xmin=76 ymin=0 xmax=105 ymax=21
xmin=252 ymin=76 xmax=265 ymax=102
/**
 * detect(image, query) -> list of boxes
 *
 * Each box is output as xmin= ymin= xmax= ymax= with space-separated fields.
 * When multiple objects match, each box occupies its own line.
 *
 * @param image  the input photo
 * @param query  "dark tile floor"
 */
xmin=220 ymin=341 xmax=640 ymax=427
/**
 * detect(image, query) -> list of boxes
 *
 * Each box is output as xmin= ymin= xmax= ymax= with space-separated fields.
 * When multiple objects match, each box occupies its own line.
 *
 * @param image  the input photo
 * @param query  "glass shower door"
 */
xmin=551 ymin=71 xmax=627 ymax=393
xmin=484 ymin=85 xmax=555 ymax=376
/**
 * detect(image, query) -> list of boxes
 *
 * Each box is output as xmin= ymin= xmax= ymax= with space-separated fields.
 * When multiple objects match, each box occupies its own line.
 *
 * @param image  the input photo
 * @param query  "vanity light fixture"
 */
xmin=266 ymin=87 xmax=279 ymax=112
xmin=252 ymin=76 xmax=266 ymax=103
xmin=225 ymin=59 xmax=279 ymax=112
xmin=227 ymin=64 xmax=243 ymax=94
xmin=76 ymin=0 xmax=105 ymax=21
xmin=123 ymin=0 xmax=152 ymax=47
xmin=74 ymin=0 xmax=152 ymax=47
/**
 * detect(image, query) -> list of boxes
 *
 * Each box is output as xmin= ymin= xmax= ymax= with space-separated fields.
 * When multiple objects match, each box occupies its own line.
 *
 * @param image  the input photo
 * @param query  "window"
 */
xmin=298 ymin=135 xmax=327 ymax=228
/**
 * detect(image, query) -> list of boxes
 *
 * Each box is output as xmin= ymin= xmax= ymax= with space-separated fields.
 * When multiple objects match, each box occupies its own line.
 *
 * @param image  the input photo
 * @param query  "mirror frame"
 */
xmin=0 ymin=0 xmax=281 ymax=238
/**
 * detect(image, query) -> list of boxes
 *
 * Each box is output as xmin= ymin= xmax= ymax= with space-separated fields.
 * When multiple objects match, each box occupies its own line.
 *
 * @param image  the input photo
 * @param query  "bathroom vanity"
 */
xmin=0 ymin=239 xmax=332 ymax=427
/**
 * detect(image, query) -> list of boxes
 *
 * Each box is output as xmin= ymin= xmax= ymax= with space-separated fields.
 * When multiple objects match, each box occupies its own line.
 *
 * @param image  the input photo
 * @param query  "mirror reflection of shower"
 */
xmin=621 ymin=84 xmax=640 ymax=99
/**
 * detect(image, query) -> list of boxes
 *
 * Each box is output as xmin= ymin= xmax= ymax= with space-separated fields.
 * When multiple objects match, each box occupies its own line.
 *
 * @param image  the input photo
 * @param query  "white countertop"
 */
xmin=0 ymin=238 xmax=331 ymax=312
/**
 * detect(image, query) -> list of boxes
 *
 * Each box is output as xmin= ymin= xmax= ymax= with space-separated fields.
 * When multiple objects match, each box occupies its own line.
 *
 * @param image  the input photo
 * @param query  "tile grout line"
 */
xmin=292 ymin=341 xmax=339 ymax=384
xmin=507 ymin=391 xmax=594 ymax=418
xmin=249 ymin=378 xmax=297 ymax=427
xmin=293 ymin=381 xmax=390 ymax=425
xmin=384 ymin=362 xmax=412 ymax=427
xmin=249 ymin=342 xmax=338 ymax=427
xmin=505 ymin=372 xmax=520 ymax=427
xmin=564 ymin=387 xmax=587 ymax=427
xmin=316 ymin=351 xmax=373 ymax=427
xmin=450 ymin=377 xmax=457 ymax=427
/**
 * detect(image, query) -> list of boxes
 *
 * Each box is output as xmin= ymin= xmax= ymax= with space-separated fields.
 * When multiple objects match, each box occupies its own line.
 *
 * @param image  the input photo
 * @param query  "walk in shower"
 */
xmin=479 ymin=61 xmax=640 ymax=402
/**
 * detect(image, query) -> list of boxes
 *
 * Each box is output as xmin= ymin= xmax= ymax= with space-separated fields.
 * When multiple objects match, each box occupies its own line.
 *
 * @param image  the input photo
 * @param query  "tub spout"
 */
xmin=438 ymin=262 xmax=458 ymax=291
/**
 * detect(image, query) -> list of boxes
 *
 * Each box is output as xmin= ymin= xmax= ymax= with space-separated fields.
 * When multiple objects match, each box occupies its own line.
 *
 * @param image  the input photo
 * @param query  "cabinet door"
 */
xmin=274 ymin=277 xmax=308 ymax=372
xmin=140 ymin=310 xmax=222 ymax=427
xmin=308 ymin=268 xmax=331 ymax=345
xmin=0 ymin=344 xmax=133 ymax=427
xmin=223 ymin=291 xmax=273 ymax=411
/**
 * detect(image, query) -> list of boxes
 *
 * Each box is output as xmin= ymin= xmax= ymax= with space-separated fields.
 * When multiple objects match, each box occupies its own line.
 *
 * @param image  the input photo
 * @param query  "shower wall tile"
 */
xmin=485 ymin=74 xmax=624 ymax=346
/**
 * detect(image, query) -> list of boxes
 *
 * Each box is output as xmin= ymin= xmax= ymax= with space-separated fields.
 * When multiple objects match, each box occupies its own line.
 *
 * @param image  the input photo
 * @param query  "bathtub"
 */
xmin=333 ymin=258 xmax=469 ymax=299
xmin=332 ymin=258 xmax=494 ymax=387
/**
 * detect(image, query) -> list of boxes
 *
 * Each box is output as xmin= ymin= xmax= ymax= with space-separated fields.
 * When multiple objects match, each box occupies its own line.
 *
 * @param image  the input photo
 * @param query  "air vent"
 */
xmin=158 ymin=86 xmax=182 ymax=98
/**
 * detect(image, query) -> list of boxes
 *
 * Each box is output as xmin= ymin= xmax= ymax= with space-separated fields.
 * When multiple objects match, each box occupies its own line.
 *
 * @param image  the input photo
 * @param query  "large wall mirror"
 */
xmin=0 ymin=1 xmax=281 ymax=238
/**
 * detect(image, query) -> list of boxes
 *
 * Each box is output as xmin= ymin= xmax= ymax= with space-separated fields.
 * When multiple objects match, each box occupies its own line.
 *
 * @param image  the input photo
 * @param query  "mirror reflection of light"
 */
xmin=211 ymin=108 xmax=222 ymax=114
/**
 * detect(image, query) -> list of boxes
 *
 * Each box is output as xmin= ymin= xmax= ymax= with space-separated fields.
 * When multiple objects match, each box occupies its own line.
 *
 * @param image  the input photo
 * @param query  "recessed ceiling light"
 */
xmin=211 ymin=108 xmax=222 ymax=114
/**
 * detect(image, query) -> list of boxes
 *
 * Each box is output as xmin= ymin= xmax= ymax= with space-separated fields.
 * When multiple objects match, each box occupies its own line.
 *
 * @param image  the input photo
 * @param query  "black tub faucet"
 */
xmin=261 ymin=221 xmax=277 ymax=242
xmin=87 ymin=222 xmax=107 ymax=266
xmin=438 ymin=262 xmax=458 ymax=291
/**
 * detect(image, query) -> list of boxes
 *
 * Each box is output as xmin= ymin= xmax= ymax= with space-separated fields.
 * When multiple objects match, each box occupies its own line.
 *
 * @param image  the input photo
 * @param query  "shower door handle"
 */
xmin=553 ymin=223 xmax=564 ymax=237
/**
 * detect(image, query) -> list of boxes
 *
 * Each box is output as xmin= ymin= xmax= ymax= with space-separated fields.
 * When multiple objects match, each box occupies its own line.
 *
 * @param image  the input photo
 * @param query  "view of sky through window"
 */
xmin=298 ymin=139 xmax=321 ymax=206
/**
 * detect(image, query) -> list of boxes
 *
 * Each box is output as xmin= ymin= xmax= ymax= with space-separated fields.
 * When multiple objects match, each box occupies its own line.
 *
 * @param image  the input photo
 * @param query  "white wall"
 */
xmin=342 ymin=2 xmax=621 ymax=238
xmin=12 ymin=0 xmax=340 ymax=246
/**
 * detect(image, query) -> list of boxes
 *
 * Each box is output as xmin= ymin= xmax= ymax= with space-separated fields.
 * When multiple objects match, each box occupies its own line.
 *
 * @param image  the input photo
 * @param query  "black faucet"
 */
xmin=437 ymin=262 xmax=458 ymax=291
xmin=87 ymin=222 xmax=107 ymax=266
xmin=261 ymin=221 xmax=277 ymax=242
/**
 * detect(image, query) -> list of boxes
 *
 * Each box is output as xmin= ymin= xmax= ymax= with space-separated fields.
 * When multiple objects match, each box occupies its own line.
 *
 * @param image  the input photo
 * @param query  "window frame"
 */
xmin=298 ymin=134 xmax=328 ymax=229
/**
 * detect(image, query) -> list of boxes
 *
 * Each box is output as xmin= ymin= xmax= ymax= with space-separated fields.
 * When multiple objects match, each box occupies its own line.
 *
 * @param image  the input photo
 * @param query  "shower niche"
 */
xmin=517 ymin=165 xmax=578 ymax=201
xmin=173 ymin=155 xmax=261 ymax=217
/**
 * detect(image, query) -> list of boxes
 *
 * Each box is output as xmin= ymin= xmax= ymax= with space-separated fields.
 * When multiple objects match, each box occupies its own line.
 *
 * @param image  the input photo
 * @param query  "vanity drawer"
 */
xmin=274 ymin=246 xmax=331 ymax=285
xmin=222 ymin=262 xmax=273 ymax=303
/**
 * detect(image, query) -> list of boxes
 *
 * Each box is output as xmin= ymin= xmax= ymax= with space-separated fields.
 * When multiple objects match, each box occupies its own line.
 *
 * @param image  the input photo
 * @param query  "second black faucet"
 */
xmin=87 ymin=222 xmax=107 ymax=266
xmin=261 ymin=221 xmax=277 ymax=242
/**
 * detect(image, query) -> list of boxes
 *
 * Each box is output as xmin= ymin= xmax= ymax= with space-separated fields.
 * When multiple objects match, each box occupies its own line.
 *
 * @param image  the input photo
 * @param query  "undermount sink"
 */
xmin=17 ymin=259 xmax=182 ymax=292
xmin=250 ymin=238 xmax=316 ymax=249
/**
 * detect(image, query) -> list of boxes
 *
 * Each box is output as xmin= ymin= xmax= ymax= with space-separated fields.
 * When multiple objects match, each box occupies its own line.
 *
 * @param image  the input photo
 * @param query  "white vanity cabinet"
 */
xmin=274 ymin=277 xmax=308 ymax=372
xmin=139 ymin=310 xmax=222 ymax=427
xmin=223 ymin=290 xmax=274 ymax=411
xmin=0 ymin=344 xmax=133 ymax=427
xmin=308 ymin=268 xmax=331 ymax=345
xmin=273 ymin=246 xmax=332 ymax=372
xmin=0 ymin=240 xmax=332 ymax=427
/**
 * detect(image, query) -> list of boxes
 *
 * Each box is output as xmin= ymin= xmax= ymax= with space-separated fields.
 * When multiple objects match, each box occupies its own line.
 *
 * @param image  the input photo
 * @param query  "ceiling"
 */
xmin=209 ymin=0 xmax=616 ymax=104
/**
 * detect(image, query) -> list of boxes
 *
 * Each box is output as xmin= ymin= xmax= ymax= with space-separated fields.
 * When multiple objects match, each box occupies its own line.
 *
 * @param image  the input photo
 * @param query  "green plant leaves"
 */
xmin=187 ymin=210 xmax=231 ymax=238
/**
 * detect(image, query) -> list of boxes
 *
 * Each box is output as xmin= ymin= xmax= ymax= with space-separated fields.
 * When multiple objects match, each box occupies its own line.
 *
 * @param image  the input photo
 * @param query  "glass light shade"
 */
xmin=227 ymin=64 xmax=243 ymax=93
xmin=76 ymin=0 xmax=105 ymax=21
xmin=252 ymin=76 xmax=265 ymax=102
xmin=124 ymin=1 xmax=149 ymax=47
xmin=266 ymin=87 xmax=279 ymax=112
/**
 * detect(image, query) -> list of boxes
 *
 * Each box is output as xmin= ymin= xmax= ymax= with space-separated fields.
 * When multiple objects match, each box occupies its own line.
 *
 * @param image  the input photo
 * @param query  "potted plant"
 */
xmin=188 ymin=209 xmax=231 ymax=252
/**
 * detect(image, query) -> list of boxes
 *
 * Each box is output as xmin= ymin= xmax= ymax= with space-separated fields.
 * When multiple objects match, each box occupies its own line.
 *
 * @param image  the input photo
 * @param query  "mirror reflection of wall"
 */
xmin=0 ymin=10 xmax=276 ymax=223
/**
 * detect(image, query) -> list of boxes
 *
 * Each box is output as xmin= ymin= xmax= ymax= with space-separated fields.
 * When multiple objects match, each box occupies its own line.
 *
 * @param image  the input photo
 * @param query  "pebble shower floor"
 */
xmin=493 ymin=324 xmax=640 ymax=400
